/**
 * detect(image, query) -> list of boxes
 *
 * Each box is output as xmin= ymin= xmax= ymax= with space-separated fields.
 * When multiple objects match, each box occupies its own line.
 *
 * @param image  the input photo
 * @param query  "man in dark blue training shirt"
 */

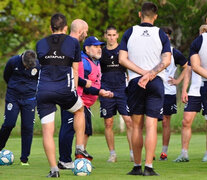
xmin=0 ymin=50 xmax=39 ymax=165
xmin=100 ymin=26 xmax=133 ymax=163
xmin=36 ymin=13 xmax=90 ymax=178
xmin=58 ymin=19 xmax=90 ymax=170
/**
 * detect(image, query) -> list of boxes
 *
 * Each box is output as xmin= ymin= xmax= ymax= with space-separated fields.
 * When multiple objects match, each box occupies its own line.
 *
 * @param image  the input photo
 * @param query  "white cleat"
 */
xmin=107 ymin=154 xmax=117 ymax=163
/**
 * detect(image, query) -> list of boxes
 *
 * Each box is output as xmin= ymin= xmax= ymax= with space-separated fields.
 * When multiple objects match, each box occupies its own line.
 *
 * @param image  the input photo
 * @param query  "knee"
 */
xmin=2 ymin=123 xmax=15 ymax=130
xmin=104 ymin=119 xmax=113 ymax=129
xmin=182 ymin=119 xmax=191 ymax=128
xmin=125 ymin=120 xmax=132 ymax=130
xmin=162 ymin=120 xmax=168 ymax=128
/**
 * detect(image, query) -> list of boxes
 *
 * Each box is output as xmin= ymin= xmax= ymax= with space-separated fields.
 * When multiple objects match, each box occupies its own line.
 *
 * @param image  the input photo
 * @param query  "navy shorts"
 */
xmin=184 ymin=96 xmax=202 ymax=112
xmin=37 ymin=87 xmax=78 ymax=119
xmin=200 ymin=82 xmax=207 ymax=115
xmin=127 ymin=76 xmax=164 ymax=119
xmin=163 ymin=95 xmax=177 ymax=115
xmin=100 ymin=87 xmax=129 ymax=118
xmin=84 ymin=106 xmax=92 ymax=136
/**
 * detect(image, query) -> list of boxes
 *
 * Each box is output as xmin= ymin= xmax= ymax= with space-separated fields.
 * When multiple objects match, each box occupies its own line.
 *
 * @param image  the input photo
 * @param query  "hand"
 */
xmin=181 ymin=91 xmax=188 ymax=103
xmin=85 ymin=80 xmax=92 ymax=88
xmin=138 ymin=73 xmax=150 ymax=89
xmin=168 ymin=76 xmax=178 ymax=85
xmin=99 ymin=89 xmax=114 ymax=98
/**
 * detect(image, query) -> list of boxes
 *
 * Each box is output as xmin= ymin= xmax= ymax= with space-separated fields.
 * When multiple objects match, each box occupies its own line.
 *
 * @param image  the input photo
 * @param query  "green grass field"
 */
xmin=0 ymin=134 xmax=207 ymax=180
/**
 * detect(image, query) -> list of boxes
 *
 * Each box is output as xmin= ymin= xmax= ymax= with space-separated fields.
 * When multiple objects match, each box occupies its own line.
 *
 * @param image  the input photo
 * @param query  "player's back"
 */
xmin=36 ymin=34 xmax=81 ymax=90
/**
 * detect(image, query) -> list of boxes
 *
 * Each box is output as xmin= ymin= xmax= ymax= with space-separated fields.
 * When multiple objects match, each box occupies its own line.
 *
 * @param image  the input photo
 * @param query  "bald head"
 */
xmin=199 ymin=24 xmax=207 ymax=35
xmin=70 ymin=19 xmax=88 ymax=42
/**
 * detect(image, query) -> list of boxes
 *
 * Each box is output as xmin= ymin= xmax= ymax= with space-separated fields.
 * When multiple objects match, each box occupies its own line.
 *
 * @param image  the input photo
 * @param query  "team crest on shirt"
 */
xmin=141 ymin=30 xmax=150 ymax=37
xmin=7 ymin=103 xmax=13 ymax=111
xmin=31 ymin=68 xmax=37 ymax=76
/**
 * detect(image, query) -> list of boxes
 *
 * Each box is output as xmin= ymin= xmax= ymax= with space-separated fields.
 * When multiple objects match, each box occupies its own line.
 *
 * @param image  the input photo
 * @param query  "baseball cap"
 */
xmin=83 ymin=36 xmax=104 ymax=48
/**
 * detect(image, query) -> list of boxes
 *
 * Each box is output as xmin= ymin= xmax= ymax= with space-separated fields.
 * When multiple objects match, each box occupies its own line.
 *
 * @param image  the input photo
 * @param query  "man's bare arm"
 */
xmin=191 ymin=54 xmax=207 ymax=79
xmin=119 ymin=50 xmax=148 ymax=76
xmin=138 ymin=52 xmax=171 ymax=88
xmin=181 ymin=65 xmax=192 ymax=103
xmin=72 ymin=62 xmax=79 ymax=89
xmin=168 ymin=62 xmax=188 ymax=85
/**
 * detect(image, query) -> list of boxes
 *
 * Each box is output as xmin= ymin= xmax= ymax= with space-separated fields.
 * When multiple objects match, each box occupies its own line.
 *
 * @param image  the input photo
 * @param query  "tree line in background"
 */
xmin=0 ymin=0 xmax=207 ymax=97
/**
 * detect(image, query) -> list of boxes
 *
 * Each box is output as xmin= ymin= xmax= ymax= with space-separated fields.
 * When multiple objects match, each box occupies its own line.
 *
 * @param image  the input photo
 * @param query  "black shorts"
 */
xmin=163 ymin=94 xmax=177 ymax=115
xmin=184 ymin=96 xmax=202 ymax=112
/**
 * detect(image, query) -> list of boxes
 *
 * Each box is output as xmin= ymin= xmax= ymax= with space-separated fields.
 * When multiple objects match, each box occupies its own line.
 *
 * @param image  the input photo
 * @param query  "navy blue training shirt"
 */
xmin=4 ymin=55 xmax=40 ymax=100
xmin=100 ymin=45 xmax=127 ymax=89
xmin=36 ymin=34 xmax=81 ymax=88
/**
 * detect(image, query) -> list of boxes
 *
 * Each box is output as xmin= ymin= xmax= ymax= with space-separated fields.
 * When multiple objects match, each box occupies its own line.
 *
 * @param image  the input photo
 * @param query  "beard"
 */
xmin=92 ymin=54 xmax=101 ymax=60
xmin=79 ymin=32 xmax=86 ymax=42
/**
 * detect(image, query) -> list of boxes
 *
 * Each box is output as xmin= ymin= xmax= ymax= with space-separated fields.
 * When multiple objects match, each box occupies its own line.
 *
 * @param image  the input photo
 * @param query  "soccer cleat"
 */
xmin=127 ymin=166 xmax=142 ymax=175
xmin=107 ymin=154 xmax=117 ymax=163
xmin=160 ymin=152 xmax=168 ymax=161
xmin=58 ymin=161 xmax=74 ymax=169
xmin=75 ymin=148 xmax=93 ymax=161
xmin=202 ymin=154 xmax=207 ymax=162
xmin=143 ymin=166 xmax=159 ymax=176
xmin=21 ymin=161 xmax=30 ymax=166
xmin=173 ymin=155 xmax=189 ymax=162
xmin=47 ymin=171 xmax=60 ymax=178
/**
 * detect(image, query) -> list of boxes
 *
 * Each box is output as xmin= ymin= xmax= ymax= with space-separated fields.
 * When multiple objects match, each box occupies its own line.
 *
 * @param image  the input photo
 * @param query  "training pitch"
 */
xmin=0 ymin=134 xmax=206 ymax=180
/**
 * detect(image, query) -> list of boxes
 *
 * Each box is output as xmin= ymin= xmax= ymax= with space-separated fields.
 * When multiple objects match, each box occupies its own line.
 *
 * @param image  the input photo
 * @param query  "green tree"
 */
xmin=0 ymin=0 xmax=207 ymax=97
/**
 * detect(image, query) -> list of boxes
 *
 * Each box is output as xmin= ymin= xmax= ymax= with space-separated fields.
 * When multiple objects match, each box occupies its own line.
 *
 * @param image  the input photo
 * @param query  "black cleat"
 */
xmin=75 ymin=148 xmax=93 ymax=161
xmin=47 ymin=171 xmax=60 ymax=178
xmin=127 ymin=166 xmax=142 ymax=175
xmin=143 ymin=166 xmax=159 ymax=176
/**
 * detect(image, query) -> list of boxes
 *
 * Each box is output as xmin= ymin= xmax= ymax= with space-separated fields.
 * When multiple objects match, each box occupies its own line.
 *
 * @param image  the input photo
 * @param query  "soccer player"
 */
xmin=100 ymin=26 xmax=133 ymax=163
xmin=58 ymin=19 xmax=90 ymax=170
xmin=119 ymin=2 xmax=171 ymax=176
xmin=159 ymin=27 xmax=188 ymax=161
xmin=174 ymin=24 xmax=207 ymax=162
xmin=191 ymin=25 xmax=207 ymax=162
xmin=36 ymin=13 xmax=91 ymax=178
xmin=0 ymin=50 xmax=39 ymax=165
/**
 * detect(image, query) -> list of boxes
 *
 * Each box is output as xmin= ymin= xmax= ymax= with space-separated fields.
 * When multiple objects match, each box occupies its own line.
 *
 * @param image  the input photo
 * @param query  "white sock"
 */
xmin=130 ymin=150 xmax=133 ymax=156
xmin=76 ymin=145 xmax=84 ymax=151
xmin=162 ymin=145 xmax=168 ymax=154
xmin=181 ymin=149 xmax=188 ymax=158
xmin=51 ymin=166 xmax=59 ymax=172
xmin=110 ymin=150 xmax=116 ymax=156
xmin=134 ymin=163 xmax=141 ymax=167
xmin=145 ymin=164 xmax=153 ymax=168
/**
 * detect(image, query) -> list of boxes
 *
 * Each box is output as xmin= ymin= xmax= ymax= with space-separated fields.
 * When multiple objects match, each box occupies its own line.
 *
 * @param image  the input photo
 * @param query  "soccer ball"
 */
xmin=0 ymin=149 xmax=14 ymax=165
xmin=72 ymin=158 xmax=92 ymax=176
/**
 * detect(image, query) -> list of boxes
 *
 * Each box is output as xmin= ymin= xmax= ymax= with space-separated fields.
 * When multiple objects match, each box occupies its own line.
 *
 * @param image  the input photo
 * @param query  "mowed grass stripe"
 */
xmin=0 ymin=134 xmax=206 ymax=180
